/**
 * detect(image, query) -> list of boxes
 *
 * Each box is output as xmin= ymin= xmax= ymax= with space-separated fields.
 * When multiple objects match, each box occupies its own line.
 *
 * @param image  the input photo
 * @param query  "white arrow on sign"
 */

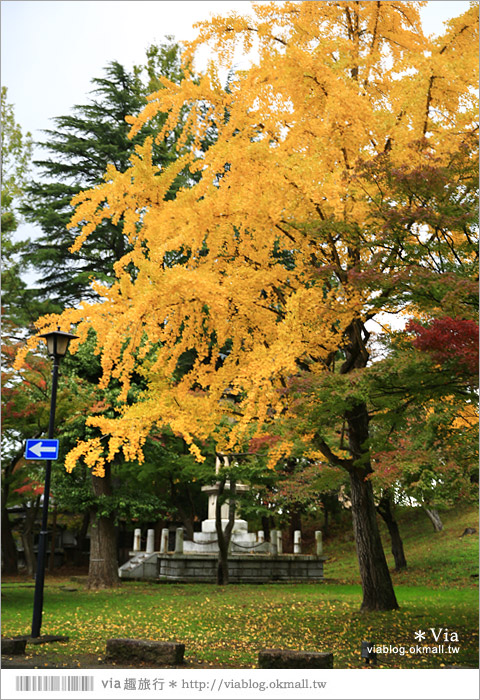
xmin=29 ymin=442 xmax=57 ymax=457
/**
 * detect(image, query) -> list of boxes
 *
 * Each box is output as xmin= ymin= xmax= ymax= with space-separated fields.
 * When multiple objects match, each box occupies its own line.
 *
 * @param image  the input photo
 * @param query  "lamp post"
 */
xmin=31 ymin=328 xmax=77 ymax=638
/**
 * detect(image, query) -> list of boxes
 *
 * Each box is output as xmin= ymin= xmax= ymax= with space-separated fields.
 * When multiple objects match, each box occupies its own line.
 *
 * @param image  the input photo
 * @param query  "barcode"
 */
xmin=15 ymin=676 xmax=94 ymax=691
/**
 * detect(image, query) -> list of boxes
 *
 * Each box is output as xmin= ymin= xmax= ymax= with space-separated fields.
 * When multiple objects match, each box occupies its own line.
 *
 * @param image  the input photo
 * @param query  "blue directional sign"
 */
xmin=25 ymin=439 xmax=59 ymax=461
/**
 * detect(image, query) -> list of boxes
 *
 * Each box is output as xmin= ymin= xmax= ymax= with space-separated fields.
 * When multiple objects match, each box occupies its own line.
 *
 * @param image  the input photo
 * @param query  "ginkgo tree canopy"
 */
xmin=19 ymin=0 xmax=478 ymax=476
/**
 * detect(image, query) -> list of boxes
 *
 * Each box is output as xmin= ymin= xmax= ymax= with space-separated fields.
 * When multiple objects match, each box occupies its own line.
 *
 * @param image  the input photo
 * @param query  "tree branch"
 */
xmin=314 ymin=433 xmax=353 ymax=471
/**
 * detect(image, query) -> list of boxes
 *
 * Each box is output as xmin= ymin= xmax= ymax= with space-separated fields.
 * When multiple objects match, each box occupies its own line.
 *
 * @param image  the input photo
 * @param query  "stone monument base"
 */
xmin=119 ymin=552 xmax=326 ymax=583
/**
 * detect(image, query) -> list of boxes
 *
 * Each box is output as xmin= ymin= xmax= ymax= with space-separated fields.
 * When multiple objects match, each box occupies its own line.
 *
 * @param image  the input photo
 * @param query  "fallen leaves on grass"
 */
xmin=1 ymin=582 xmax=478 ymax=669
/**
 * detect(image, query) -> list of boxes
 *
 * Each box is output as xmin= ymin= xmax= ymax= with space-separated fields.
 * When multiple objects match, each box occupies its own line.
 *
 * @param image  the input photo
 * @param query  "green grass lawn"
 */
xmin=2 ymin=506 xmax=478 ymax=669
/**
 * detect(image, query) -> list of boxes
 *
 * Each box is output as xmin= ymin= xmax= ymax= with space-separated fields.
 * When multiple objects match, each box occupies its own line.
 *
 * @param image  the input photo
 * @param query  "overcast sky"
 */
xmin=2 ymin=1 xmax=473 ymax=142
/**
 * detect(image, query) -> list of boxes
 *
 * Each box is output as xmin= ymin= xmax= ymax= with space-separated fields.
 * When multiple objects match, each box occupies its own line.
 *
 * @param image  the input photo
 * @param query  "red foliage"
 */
xmin=248 ymin=434 xmax=281 ymax=453
xmin=14 ymin=479 xmax=44 ymax=496
xmin=407 ymin=317 xmax=479 ymax=375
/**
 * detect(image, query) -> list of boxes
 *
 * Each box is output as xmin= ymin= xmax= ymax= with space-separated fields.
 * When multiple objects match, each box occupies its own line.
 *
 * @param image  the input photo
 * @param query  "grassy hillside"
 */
xmin=324 ymin=503 xmax=479 ymax=588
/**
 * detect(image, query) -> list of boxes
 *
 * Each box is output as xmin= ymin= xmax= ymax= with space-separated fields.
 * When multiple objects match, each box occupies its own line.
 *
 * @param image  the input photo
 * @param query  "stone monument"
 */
xmin=183 ymin=454 xmax=258 ymax=553
xmin=119 ymin=453 xmax=326 ymax=582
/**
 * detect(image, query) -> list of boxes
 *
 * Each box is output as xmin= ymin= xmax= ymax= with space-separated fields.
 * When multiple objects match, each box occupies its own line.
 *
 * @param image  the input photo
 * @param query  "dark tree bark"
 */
xmin=1 ymin=505 xmax=18 ymax=575
xmin=376 ymin=491 xmax=407 ymax=570
xmin=423 ymin=507 xmax=444 ymax=532
xmin=344 ymin=399 xmax=399 ymax=611
xmin=315 ymin=319 xmax=398 ymax=611
xmin=88 ymin=464 xmax=119 ymax=589
xmin=349 ymin=466 xmax=399 ymax=610
xmin=216 ymin=477 xmax=236 ymax=586
xmin=316 ymin=394 xmax=398 ymax=608
xmin=261 ymin=515 xmax=273 ymax=542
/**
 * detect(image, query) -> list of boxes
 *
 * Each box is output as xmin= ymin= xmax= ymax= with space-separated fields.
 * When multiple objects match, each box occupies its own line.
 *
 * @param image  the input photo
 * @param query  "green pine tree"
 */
xmin=21 ymin=40 xmax=197 ymax=307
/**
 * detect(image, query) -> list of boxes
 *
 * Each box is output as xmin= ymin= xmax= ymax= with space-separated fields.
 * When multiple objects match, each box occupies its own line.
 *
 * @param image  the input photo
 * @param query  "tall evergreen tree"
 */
xmin=21 ymin=40 xmax=193 ymax=307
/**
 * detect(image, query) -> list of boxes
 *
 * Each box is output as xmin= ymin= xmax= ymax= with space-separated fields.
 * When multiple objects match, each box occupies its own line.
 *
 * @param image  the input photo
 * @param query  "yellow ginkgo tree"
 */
xmin=20 ymin=1 xmax=478 ymax=610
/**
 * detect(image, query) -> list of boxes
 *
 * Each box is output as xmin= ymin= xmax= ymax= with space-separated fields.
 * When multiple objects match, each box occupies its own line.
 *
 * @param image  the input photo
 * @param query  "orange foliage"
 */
xmin=17 ymin=2 xmax=478 ymax=474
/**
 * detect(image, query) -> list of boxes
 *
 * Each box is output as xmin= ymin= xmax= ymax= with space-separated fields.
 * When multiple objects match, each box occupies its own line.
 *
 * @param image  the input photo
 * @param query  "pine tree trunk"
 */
xmin=377 ymin=492 xmax=407 ymax=570
xmin=423 ymin=507 xmax=444 ymax=532
xmin=88 ymin=465 xmax=119 ymax=589
xmin=1 ymin=506 xmax=18 ymax=575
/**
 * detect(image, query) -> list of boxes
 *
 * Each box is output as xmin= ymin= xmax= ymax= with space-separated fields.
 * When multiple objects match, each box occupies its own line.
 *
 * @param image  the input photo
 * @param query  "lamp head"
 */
xmin=39 ymin=327 xmax=78 ymax=359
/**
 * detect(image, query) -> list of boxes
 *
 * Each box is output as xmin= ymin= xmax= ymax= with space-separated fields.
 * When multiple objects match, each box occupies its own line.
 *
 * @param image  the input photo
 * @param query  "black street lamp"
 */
xmin=31 ymin=328 xmax=77 ymax=639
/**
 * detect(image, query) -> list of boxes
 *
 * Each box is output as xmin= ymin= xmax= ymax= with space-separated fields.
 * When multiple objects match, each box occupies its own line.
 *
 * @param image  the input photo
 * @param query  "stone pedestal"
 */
xmin=199 ymin=518 xmax=248 ymax=534
xmin=175 ymin=527 xmax=184 ymax=554
xmin=201 ymin=482 xmax=250 ymax=521
xmin=146 ymin=529 xmax=155 ymax=554
xmin=160 ymin=528 xmax=169 ymax=553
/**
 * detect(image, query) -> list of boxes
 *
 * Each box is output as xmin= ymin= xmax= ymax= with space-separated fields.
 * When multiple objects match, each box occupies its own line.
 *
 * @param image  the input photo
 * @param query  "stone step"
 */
xmin=106 ymin=638 xmax=185 ymax=665
xmin=258 ymin=649 xmax=333 ymax=669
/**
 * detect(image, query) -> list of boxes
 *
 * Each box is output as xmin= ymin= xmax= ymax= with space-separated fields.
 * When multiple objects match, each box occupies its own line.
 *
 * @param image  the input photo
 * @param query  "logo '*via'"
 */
xmin=414 ymin=630 xmax=426 ymax=641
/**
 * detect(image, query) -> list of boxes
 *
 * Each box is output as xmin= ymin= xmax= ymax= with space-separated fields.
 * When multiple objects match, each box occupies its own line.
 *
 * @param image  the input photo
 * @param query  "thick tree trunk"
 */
xmin=377 ymin=491 xmax=407 ymax=570
xmin=350 ymin=468 xmax=399 ymax=610
xmin=88 ymin=465 xmax=119 ymax=589
xmin=345 ymin=399 xmax=398 ymax=611
xmin=216 ymin=477 xmax=236 ymax=586
xmin=423 ymin=507 xmax=443 ymax=532
xmin=1 ymin=506 xmax=18 ymax=575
